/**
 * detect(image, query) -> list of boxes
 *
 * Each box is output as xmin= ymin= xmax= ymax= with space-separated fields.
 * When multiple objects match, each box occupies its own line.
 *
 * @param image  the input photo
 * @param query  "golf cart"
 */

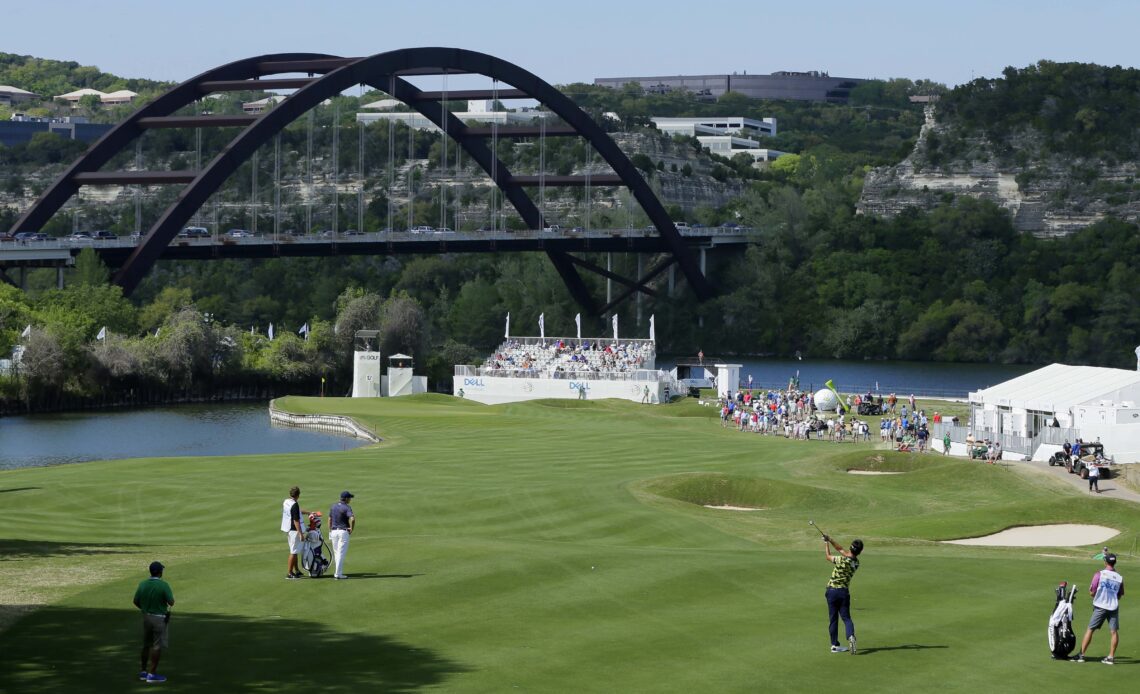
xmin=857 ymin=401 xmax=883 ymax=416
xmin=1066 ymin=442 xmax=1111 ymax=479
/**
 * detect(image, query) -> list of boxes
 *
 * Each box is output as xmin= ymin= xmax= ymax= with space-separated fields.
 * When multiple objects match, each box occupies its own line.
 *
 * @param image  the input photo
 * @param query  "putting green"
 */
xmin=1 ymin=395 xmax=1136 ymax=692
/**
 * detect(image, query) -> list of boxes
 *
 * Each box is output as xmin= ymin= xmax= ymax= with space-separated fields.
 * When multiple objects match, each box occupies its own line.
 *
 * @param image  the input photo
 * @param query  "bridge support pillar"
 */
xmin=668 ymin=265 xmax=675 ymax=297
xmin=19 ymin=267 xmax=27 ymax=290
xmin=636 ymin=254 xmax=643 ymax=328
xmin=57 ymin=267 xmax=64 ymax=289
xmin=698 ymin=248 xmax=706 ymax=327
xmin=606 ymin=253 xmax=612 ymax=306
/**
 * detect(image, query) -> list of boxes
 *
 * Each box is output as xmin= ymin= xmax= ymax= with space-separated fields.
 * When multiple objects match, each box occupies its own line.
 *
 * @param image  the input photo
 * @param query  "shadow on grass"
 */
xmin=0 ymin=486 xmax=40 ymax=494
xmin=0 ymin=539 xmax=143 ymax=561
xmin=859 ymin=644 xmax=948 ymax=655
xmin=345 ymin=572 xmax=424 ymax=579
xmin=0 ymin=606 xmax=466 ymax=693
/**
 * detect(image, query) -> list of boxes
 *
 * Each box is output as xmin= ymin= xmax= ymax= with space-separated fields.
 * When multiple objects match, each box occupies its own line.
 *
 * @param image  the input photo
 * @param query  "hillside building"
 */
xmin=0 ymin=85 xmax=39 ymax=107
xmin=651 ymin=116 xmax=786 ymax=163
xmin=1 ymin=113 xmax=112 ymax=146
xmin=53 ymin=88 xmax=138 ymax=106
xmin=595 ymin=71 xmax=865 ymax=104
xmin=356 ymin=99 xmax=553 ymax=130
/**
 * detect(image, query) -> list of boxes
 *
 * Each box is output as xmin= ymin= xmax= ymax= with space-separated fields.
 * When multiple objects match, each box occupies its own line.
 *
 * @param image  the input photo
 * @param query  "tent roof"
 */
xmin=0 ymin=85 xmax=38 ymax=96
xmin=361 ymin=98 xmax=400 ymax=110
xmin=970 ymin=363 xmax=1140 ymax=411
xmin=389 ymin=353 xmax=412 ymax=360
xmin=56 ymin=88 xmax=105 ymax=99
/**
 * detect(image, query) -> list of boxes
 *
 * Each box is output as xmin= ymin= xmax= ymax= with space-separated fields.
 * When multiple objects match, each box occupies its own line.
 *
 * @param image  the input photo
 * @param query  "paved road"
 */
xmin=1008 ymin=457 xmax=1140 ymax=504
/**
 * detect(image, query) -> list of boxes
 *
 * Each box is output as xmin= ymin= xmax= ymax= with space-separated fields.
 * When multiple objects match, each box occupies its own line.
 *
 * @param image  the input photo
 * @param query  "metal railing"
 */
xmin=455 ymin=365 xmax=666 ymax=382
xmin=934 ymin=421 xmax=1080 ymax=457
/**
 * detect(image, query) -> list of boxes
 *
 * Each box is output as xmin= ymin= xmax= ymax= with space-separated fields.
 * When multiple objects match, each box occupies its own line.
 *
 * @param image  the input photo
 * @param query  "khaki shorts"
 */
xmin=143 ymin=613 xmax=169 ymax=650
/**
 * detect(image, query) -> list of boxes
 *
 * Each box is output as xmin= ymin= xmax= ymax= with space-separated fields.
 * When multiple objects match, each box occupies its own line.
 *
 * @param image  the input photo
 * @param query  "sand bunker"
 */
xmin=945 ymin=524 xmax=1118 ymax=547
xmin=848 ymin=470 xmax=905 ymax=475
xmin=703 ymin=505 xmax=765 ymax=511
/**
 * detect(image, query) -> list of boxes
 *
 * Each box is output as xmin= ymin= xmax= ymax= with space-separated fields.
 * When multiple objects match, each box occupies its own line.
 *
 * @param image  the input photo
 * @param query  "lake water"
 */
xmin=0 ymin=402 xmax=365 ymax=470
xmin=0 ymin=360 xmax=1035 ymax=470
xmin=658 ymin=357 xmax=1036 ymax=398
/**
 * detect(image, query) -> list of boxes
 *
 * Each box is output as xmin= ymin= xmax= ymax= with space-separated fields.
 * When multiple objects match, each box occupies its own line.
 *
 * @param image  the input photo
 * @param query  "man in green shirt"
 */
xmin=133 ymin=561 xmax=175 ymax=684
xmin=823 ymin=535 xmax=863 ymax=654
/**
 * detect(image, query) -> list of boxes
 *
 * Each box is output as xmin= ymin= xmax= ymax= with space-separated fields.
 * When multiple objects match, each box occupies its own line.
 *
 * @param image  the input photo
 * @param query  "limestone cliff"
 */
xmin=858 ymin=106 xmax=1140 ymax=236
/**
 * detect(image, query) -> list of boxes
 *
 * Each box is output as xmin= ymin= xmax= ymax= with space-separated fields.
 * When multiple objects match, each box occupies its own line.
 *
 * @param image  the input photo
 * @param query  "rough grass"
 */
xmin=1 ymin=394 xmax=1137 ymax=693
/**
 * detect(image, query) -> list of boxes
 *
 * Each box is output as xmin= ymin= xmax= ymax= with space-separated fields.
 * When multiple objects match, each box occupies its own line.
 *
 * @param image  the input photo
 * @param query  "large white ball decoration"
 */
xmin=814 ymin=388 xmax=839 ymax=412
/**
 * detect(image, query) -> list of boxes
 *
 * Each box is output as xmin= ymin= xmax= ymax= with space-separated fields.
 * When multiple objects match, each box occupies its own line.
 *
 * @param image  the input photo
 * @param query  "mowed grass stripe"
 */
xmin=2 ymin=394 xmax=1138 ymax=692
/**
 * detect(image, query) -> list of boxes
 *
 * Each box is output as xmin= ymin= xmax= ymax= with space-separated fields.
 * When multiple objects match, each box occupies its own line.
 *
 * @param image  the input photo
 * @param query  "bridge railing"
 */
xmin=5 ymin=225 xmax=755 ymax=249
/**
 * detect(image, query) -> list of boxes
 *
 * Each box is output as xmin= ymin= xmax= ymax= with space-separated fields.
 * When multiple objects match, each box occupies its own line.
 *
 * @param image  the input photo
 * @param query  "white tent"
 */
xmin=969 ymin=363 xmax=1140 ymax=463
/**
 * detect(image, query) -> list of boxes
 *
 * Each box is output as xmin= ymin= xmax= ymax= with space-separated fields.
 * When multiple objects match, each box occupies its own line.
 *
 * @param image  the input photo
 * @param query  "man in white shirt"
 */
xmin=281 ymin=487 xmax=306 ymax=579
xmin=1074 ymin=553 xmax=1124 ymax=664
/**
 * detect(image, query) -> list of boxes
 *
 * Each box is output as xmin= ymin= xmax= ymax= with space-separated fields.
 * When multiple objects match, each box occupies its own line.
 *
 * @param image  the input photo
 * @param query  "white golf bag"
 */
xmin=301 ymin=512 xmax=331 ymax=578
xmin=1048 ymin=582 xmax=1077 ymax=659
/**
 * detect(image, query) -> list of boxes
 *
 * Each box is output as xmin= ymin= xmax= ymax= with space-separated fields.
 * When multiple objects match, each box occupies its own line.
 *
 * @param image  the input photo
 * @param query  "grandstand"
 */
xmin=454 ymin=337 xmax=678 ymax=405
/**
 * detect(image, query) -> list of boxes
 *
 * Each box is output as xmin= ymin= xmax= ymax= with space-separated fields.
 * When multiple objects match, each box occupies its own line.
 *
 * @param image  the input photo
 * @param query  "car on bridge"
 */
xmin=68 ymin=232 xmax=93 ymax=244
xmin=178 ymin=227 xmax=210 ymax=238
xmin=90 ymin=230 xmax=118 ymax=241
xmin=13 ymin=232 xmax=50 ymax=242
xmin=410 ymin=225 xmax=435 ymax=233
xmin=342 ymin=229 xmax=364 ymax=236
xmin=225 ymin=229 xmax=254 ymax=238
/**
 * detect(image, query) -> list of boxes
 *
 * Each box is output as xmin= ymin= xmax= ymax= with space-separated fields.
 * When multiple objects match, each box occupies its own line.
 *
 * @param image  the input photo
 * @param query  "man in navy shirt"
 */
xmin=329 ymin=491 xmax=356 ymax=580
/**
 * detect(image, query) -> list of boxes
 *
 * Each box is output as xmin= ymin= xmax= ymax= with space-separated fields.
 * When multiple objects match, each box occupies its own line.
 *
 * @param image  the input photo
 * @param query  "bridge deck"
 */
xmin=1 ymin=227 xmax=754 ymax=268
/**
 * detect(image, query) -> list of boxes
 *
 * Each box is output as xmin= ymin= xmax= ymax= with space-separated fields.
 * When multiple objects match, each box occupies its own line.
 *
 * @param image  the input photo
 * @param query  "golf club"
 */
xmin=809 ymin=520 xmax=829 ymax=540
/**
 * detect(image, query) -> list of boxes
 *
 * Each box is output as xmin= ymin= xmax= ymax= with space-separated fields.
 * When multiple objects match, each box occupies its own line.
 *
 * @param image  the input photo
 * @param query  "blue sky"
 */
xmin=4 ymin=0 xmax=1136 ymax=88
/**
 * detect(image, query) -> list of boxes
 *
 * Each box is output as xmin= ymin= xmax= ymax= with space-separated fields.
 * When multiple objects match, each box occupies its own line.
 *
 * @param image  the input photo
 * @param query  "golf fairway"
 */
xmin=1 ymin=394 xmax=1135 ymax=692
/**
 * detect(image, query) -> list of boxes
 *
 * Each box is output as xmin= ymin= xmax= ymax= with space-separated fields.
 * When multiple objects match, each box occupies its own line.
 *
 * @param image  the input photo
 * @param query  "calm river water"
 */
xmin=0 ymin=402 xmax=365 ymax=470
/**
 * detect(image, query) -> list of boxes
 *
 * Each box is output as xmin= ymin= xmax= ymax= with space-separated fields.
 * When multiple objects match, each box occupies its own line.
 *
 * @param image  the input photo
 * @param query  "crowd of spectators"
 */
xmin=716 ymin=386 xmax=953 ymax=453
xmin=480 ymin=338 xmax=656 ymax=379
xmin=717 ymin=387 xmax=873 ymax=442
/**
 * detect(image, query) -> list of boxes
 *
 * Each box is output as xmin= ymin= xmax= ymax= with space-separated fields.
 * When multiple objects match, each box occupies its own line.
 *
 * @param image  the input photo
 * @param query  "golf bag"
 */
xmin=1048 ymin=581 xmax=1077 ymax=659
xmin=301 ymin=512 xmax=332 ymax=578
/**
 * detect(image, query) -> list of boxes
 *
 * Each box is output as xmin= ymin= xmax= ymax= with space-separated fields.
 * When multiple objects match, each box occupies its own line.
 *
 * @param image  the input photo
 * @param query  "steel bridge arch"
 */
xmin=9 ymin=48 xmax=713 ymax=313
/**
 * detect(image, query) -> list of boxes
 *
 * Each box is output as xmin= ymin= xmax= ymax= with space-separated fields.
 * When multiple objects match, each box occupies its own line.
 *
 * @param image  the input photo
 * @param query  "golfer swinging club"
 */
xmin=823 ymin=533 xmax=863 ymax=654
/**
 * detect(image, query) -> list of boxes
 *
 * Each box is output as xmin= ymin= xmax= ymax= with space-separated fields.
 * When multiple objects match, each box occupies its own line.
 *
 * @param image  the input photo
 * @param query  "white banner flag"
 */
xmin=539 ymin=313 xmax=545 ymax=341
xmin=154 ymin=327 xmax=161 ymax=338
xmin=21 ymin=324 xmax=31 ymax=338
xmin=298 ymin=322 xmax=310 ymax=340
xmin=649 ymin=314 xmax=655 ymax=342
xmin=612 ymin=314 xmax=618 ymax=341
xmin=505 ymin=312 xmax=510 ymax=339
xmin=268 ymin=323 xmax=275 ymax=340
xmin=575 ymin=313 xmax=581 ymax=340
xmin=96 ymin=326 xmax=107 ymax=341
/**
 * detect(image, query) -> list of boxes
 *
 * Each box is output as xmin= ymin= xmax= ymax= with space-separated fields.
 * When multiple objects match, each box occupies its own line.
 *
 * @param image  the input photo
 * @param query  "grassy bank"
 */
xmin=1 ymin=394 xmax=1135 ymax=692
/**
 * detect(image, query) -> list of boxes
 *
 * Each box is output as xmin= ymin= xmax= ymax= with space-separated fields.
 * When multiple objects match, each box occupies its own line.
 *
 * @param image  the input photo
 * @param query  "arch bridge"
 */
xmin=7 ymin=48 xmax=715 ymax=315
